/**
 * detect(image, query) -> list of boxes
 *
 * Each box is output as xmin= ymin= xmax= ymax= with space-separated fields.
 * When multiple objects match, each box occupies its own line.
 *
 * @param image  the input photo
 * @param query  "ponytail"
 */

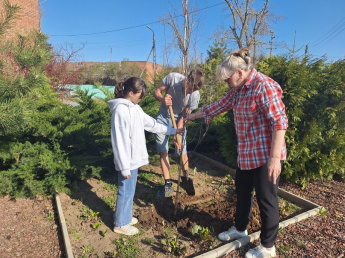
xmin=114 ymin=81 xmax=125 ymax=98
xmin=114 ymin=77 xmax=148 ymax=99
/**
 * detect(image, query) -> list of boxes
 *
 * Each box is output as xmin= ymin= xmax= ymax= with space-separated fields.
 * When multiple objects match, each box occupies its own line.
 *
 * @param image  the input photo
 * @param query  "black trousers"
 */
xmin=234 ymin=163 xmax=281 ymax=248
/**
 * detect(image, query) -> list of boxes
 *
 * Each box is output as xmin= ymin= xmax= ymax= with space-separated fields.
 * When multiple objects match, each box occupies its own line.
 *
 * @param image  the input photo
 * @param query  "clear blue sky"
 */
xmin=40 ymin=0 xmax=345 ymax=64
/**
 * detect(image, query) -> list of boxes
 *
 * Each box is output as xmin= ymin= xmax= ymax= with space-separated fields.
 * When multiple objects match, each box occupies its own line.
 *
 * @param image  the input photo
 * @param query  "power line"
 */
xmin=49 ymin=2 xmax=226 ymax=37
xmin=310 ymin=16 xmax=345 ymax=48
xmin=84 ymin=36 xmax=151 ymax=45
xmin=311 ymin=24 xmax=345 ymax=52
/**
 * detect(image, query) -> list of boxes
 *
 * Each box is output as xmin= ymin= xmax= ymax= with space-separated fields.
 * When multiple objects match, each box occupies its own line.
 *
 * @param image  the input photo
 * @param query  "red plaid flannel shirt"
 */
xmin=202 ymin=69 xmax=288 ymax=170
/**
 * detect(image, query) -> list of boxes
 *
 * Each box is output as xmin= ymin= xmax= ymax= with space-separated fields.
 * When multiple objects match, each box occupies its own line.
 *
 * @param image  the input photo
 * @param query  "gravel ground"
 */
xmin=0 ymin=178 xmax=344 ymax=258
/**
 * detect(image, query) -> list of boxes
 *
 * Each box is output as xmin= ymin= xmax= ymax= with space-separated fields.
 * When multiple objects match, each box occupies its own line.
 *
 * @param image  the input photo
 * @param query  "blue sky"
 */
xmin=41 ymin=0 xmax=345 ymax=64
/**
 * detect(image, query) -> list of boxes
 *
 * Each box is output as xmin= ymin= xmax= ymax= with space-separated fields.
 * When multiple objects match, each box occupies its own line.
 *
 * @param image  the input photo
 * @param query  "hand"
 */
xmin=176 ymin=128 xmax=185 ymax=135
xmin=267 ymin=157 xmax=281 ymax=184
xmin=173 ymin=135 xmax=181 ymax=150
xmin=186 ymin=113 xmax=196 ymax=122
xmin=124 ymin=174 xmax=132 ymax=179
xmin=164 ymin=96 xmax=172 ymax=106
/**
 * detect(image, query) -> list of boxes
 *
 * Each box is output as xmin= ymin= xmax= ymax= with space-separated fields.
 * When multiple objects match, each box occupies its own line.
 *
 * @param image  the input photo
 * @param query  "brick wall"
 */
xmin=1 ymin=0 xmax=40 ymax=39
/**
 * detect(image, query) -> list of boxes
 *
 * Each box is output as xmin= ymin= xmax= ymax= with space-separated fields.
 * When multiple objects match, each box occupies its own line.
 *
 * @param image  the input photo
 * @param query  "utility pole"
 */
xmin=304 ymin=44 xmax=309 ymax=59
xmin=146 ymin=25 xmax=156 ymax=76
xmin=140 ymin=26 xmax=156 ymax=81
xmin=269 ymin=31 xmax=275 ymax=57
xmin=106 ymin=45 xmax=112 ymax=62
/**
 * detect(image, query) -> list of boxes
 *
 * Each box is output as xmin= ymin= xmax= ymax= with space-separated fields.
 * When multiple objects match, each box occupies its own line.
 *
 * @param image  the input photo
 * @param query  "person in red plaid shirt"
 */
xmin=187 ymin=47 xmax=288 ymax=258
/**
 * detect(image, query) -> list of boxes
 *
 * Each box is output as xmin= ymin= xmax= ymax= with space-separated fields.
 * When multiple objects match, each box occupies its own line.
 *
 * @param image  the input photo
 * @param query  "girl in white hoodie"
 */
xmin=108 ymin=77 xmax=183 ymax=235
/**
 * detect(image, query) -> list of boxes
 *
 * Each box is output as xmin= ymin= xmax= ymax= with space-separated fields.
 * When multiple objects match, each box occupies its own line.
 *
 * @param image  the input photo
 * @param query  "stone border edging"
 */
xmin=191 ymin=152 xmax=323 ymax=258
xmin=55 ymin=192 xmax=74 ymax=258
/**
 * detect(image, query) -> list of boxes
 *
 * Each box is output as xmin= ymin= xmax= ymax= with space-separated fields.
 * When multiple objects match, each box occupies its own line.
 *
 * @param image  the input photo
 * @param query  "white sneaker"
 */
xmin=113 ymin=225 xmax=139 ymax=236
xmin=130 ymin=217 xmax=138 ymax=225
xmin=218 ymin=226 xmax=248 ymax=241
xmin=245 ymin=244 xmax=276 ymax=258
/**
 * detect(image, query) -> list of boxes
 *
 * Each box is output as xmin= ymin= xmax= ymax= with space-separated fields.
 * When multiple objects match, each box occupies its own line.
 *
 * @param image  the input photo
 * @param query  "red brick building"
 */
xmin=1 ymin=0 xmax=40 ymax=39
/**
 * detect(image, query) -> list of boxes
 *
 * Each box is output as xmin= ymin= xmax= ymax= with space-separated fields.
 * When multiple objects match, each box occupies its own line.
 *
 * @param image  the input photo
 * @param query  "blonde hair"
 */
xmin=217 ymin=47 xmax=254 ymax=81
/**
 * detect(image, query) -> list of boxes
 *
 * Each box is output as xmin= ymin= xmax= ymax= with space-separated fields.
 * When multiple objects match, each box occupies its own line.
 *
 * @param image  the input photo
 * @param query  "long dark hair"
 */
xmin=114 ymin=77 xmax=148 ymax=99
xmin=187 ymin=69 xmax=204 ymax=91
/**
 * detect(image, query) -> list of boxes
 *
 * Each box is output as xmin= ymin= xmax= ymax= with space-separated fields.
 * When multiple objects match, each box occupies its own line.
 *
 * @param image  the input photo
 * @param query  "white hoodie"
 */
xmin=108 ymin=98 xmax=176 ymax=177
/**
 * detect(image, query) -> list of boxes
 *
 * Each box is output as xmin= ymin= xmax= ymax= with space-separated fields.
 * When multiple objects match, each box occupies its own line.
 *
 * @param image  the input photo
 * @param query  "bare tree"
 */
xmin=159 ymin=0 xmax=200 ymax=75
xmin=223 ymin=0 xmax=281 ymax=61
xmin=46 ymin=43 xmax=85 ymax=92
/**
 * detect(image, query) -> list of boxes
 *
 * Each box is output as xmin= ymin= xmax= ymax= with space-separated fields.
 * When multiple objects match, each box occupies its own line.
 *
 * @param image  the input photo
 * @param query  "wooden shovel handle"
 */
xmin=166 ymin=94 xmax=182 ymax=146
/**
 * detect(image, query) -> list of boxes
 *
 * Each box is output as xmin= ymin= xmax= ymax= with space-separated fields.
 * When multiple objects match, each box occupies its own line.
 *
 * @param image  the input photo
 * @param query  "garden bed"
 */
xmin=59 ymin=154 xmax=306 ymax=257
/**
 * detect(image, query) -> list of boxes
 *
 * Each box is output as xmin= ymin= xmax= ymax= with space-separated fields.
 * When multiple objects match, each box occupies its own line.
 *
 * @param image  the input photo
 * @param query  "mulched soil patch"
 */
xmin=222 ymin=179 xmax=345 ymax=257
xmin=0 ymin=195 xmax=64 ymax=258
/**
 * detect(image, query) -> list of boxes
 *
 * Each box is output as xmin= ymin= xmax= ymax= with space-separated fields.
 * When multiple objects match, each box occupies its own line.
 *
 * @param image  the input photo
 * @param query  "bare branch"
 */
xmin=222 ymin=0 xmax=279 ymax=59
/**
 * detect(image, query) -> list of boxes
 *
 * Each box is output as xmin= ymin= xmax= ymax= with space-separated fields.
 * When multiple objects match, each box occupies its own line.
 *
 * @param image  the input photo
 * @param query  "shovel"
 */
xmin=166 ymin=94 xmax=195 ymax=196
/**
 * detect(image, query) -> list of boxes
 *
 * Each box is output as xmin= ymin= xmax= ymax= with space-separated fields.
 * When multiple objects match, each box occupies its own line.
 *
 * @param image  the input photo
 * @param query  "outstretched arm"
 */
xmin=186 ymin=110 xmax=204 ymax=121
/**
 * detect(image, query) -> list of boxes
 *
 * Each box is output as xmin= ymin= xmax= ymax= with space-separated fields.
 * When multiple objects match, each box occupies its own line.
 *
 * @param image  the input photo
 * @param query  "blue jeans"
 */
xmin=114 ymin=168 xmax=138 ymax=227
xmin=155 ymin=113 xmax=187 ymax=154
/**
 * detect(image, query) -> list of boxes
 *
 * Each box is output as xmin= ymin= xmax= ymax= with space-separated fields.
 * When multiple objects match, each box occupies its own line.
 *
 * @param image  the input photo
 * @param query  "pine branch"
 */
xmin=0 ymin=0 xmax=21 ymax=36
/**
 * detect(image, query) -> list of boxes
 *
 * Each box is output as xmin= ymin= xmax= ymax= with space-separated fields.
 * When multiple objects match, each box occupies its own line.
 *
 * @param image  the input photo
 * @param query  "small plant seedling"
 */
xmin=81 ymin=244 xmax=94 ymax=254
xmin=44 ymin=213 xmax=54 ymax=221
xmin=90 ymin=211 xmax=100 ymax=217
xmin=70 ymin=228 xmax=80 ymax=240
xmin=192 ymin=225 xmax=201 ymax=235
xmin=218 ymin=181 xmax=224 ymax=188
xmin=161 ymin=235 xmax=186 ymax=256
xmin=93 ymin=222 xmax=101 ymax=229
xmin=101 ymin=229 xmax=108 ymax=237
xmin=192 ymin=225 xmax=213 ymax=241
xmin=225 ymin=174 xmax=233 ymax=184
xmin=316 ymin=207 xmax=328 ymax=217
xmin=199 ymin=227 xmax=212 ymax=241
xmin=193 ymin=167 xmax=197 ymax=176
xmin=113 ymin=237 xmax=140 ymax=257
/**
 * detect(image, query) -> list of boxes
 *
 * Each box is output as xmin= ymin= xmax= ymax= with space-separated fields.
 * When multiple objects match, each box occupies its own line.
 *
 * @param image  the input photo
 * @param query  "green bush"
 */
xmin=257 ymin=56 xmax=345 ymax=186
xmin=0 ymin=17 xmax=113 ymax=197
xmin=0 ymin=141 xmax=70 ymax=197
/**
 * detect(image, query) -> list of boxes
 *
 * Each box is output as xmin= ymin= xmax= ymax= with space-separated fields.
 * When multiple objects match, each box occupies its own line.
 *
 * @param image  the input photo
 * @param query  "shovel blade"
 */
xmin=181 ymin=176 xmax=195 ymax=196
